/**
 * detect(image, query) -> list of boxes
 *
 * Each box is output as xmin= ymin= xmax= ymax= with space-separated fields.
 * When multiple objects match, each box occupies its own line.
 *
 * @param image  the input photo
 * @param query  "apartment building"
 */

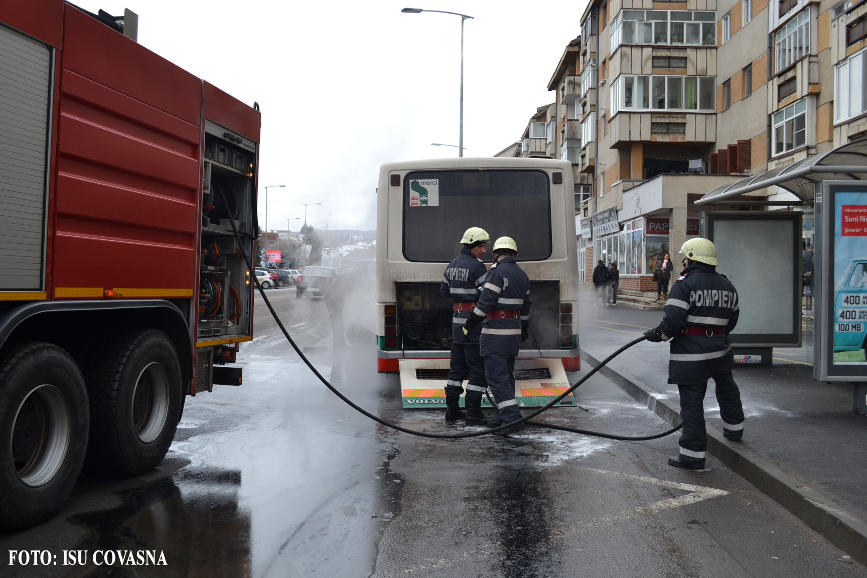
xmin=499 ymin=0 xmax=865 ymax=291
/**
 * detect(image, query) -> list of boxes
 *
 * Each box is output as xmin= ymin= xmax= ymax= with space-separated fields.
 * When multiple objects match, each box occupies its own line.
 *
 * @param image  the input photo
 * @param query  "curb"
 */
xmin=582 ymin=350 xmax=867 ymax=567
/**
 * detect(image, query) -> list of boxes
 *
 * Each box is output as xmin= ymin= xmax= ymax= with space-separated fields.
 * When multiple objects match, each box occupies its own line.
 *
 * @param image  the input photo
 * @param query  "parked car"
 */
xmin=296 ymin=266 xmax=336 ymax=298
xmin=287 ymin=269 xmax=301 ymax=283
xmin=273 ymin=268 xmax=293 ymax=287
xmin=254 ymin=268 xmax=272 ymax=289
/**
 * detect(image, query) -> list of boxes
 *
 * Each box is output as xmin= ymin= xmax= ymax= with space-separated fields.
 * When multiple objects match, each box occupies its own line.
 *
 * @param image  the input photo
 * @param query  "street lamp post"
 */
xmin=263 ymin=184 xmax=286 ymax=232
xmin=402 ymin=7 xmax=473 ymax=158
xmin=303 ymin=202 xmax=322 ymax=228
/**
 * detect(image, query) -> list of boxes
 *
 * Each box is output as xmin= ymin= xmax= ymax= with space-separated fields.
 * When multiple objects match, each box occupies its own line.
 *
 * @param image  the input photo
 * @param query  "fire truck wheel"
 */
xmin=87 ymin=330 xmax=182 ymax=475
xmin=0 ymin=342 xmax=89 ymax=530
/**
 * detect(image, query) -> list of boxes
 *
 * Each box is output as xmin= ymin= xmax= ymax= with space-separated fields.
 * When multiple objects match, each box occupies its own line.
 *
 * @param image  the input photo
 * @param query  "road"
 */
xmin=0 ymin=280 xmax=862 ymax=577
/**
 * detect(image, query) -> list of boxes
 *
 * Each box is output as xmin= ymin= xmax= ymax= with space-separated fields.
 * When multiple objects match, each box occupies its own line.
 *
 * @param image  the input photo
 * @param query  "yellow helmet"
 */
xmin=679 ymin=237 xmax=718 ymax=266
xmin=460 ymin=227 xmax=490 ymax=245
xmin=492 ymin=236 xmax=518 ymax=253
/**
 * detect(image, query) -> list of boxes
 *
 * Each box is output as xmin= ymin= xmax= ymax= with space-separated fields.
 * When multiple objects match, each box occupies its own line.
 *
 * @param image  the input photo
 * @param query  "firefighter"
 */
xmin=440 ymin=227 xmax=490 ymax=423
xmin=463 ymin=236 xmax=531 ymax=434
xmin=643 ymin=237 xmax=745 ymax=470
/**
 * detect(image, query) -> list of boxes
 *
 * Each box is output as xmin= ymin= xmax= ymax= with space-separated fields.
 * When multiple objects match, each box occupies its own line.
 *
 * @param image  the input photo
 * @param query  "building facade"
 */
xmin=510 ymin=0 xmax=865 ymax=291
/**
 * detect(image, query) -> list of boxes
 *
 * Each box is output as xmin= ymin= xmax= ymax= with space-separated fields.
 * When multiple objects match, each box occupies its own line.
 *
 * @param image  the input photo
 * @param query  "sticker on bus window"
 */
xmin=408 ymin=179 xmax=439 ymax=207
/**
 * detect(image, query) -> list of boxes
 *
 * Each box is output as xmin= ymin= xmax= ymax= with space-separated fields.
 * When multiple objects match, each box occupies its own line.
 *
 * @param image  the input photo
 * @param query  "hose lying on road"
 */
xmin=218 ymin=188 xmax=681 ymax=440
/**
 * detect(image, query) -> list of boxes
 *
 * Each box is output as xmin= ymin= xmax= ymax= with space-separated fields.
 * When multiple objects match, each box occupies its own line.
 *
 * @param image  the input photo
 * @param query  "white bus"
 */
xmin=375 ymin=158 xmax=581 ymax=409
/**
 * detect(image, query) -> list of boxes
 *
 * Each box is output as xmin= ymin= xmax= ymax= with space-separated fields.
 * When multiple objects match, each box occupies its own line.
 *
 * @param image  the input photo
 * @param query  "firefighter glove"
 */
xmin=643 ymin=327 xmax=664 ymax=342
xmin=462 ymin=313 xmax=483 ymax=336
xmin=521 ymin=321 xmax=529 ymax=342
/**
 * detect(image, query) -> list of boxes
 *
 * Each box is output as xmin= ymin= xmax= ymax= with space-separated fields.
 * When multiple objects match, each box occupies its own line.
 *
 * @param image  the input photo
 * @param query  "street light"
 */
xmin=263 ymin=184 xmax=286 ymax=232
xmin=431 ymin=143 xmax=466 ymax=149
xmin=286 ymin=217 xmax=301 ymax=232
xmin=402 ymin=7 xmax=473 ymax=158
xmin=303 ymin=202 xmax=322 ymax=228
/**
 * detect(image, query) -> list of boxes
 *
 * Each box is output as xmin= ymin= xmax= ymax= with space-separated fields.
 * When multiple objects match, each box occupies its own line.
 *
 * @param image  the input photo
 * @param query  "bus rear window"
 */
xmin=402 ymin=170 xmax=552 ymax=262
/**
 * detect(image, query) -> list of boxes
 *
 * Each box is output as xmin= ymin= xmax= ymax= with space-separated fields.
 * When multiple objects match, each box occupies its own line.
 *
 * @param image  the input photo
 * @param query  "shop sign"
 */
xmin=592 ymin=207 xmax=619 ymax=236
xmin=646 ymin=218 xmax=700 ymax=236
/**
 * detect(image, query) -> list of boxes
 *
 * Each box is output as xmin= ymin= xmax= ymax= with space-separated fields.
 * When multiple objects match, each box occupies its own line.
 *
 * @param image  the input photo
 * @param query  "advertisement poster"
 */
xmin=266 ymin=250 xmax=281 ymax=263
xmin=833 ymin=192 xmax=867 ymax=364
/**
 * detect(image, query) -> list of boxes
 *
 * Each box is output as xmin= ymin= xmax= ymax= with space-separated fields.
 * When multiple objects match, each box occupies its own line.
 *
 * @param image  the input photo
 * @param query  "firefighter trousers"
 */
xmin=677 ymin=370 xmax=745 ymax=457
xmin=483 ymin=353 xmax=522 ymax=424
xmin=446 ymin=342 xmax=486 ymax=407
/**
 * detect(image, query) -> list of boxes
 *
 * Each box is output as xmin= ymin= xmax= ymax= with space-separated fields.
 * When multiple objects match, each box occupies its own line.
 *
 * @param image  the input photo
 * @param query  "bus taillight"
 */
xmin=383 ymin=304 xmax=398 ymax=348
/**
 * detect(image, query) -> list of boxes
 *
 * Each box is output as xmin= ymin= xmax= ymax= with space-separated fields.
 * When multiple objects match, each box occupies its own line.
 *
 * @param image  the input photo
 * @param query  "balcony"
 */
xmin=563 ymin=118 xmax=581 ymax=141
xmin=563 ymin=75 xmax=581 ymax=103
xmin=609 ymin=112 xmax=716 ymax=149
xmin=521 ymin=137 xmax=549 ymax=158
xmin=580 ymin=86 xmax=597 ymax=108
xmin=579 ymin=141 xmax=596 ymax=173
xmin=581 ymin=35 xmax=597 ymax=66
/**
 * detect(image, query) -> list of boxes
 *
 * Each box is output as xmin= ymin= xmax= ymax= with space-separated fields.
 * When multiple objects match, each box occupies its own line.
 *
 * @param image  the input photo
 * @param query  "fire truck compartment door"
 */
xmin=398 ymin=358 xmax=575 ymax=409
xmin=0 ymin=24 xmax=51 ymax=292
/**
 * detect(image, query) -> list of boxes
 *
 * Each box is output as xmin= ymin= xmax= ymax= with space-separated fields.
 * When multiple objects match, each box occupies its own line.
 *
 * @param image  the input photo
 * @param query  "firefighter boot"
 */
xmin=464 ymin=392 xmax=485 ymax=425
xmin=444 ymin=392 xmax=464 ymax=422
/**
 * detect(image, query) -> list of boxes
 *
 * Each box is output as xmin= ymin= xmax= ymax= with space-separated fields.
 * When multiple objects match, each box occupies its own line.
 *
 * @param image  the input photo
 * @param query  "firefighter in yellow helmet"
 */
xmin=440 ymin=227 xmax=490 ymax=423
xmin=462 ymin=236 xmax=531 ymax=434
xmin=644 ymin=237 xmax=745 ymax=469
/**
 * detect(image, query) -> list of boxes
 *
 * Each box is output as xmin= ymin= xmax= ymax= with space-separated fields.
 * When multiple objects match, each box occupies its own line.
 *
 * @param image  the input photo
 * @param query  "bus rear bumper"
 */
xmin=376 ymin=348 xmax=580 ymax=372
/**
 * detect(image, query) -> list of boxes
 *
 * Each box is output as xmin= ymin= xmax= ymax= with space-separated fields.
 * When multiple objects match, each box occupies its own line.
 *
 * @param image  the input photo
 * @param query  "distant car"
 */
xmin=296 ymin=266 xmax=336 ymax=298
xmin=273 ymin=269 xmax=293 ymax=287
xmin=254 ymin=268 xmax=272 ymax=289
xmin=287 ymin=269 xmax=301 ymax=283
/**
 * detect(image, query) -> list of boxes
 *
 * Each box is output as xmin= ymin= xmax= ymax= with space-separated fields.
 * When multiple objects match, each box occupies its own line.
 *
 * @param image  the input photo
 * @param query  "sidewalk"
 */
xmin=576 ymin=293 xmax=867 ymax=566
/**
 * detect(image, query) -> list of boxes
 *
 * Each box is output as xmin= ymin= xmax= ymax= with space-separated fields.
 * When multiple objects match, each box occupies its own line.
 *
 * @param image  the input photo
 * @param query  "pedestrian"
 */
xmin=463 ymin=236 xmax=531 ymax=434
xmin=656 ymin=253 xmax=673 ymax=301
xmin=592 ymin=259 xmax=610 ymax=304
xmin=440 ymin=227 xmax=490 ymax=424
xmin=643 ymin=237 xmax=745 ymax=470
xmin=608 ymin=262 xmax=620 ymax=306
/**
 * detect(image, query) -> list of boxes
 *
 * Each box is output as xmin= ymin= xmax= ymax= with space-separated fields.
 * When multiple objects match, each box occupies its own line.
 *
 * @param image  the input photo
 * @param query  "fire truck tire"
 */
xmin=0 ymin=342 xmax=89 ymax=530
xmin=87 ymin=330 xmax=182 ymax=475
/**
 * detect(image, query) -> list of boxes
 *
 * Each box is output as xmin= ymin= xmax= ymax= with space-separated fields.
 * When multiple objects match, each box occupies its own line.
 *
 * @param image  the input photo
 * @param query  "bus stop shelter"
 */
xmin=696 ymin=138 xmax=867 ymax=414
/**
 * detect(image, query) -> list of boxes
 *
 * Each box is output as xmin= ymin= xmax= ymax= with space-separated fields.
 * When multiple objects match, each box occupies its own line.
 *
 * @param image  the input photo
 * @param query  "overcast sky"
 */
xmin=72 ymin=1 xmax=587 ymax=231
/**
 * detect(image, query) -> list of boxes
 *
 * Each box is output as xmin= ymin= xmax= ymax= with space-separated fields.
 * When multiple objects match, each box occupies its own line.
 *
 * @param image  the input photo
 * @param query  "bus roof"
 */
xmin=379 ymin=157 xmax=572 ymax=173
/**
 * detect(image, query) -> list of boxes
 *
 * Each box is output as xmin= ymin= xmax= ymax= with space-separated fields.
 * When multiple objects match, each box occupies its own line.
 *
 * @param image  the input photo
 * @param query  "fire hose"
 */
xmin=218 ymin=186 xmax=681 ymax=440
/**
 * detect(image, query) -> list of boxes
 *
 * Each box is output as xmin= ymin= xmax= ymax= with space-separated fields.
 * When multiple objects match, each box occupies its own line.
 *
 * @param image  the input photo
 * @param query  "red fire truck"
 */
xmin=0 ymin=1 xmax=260 ymax=528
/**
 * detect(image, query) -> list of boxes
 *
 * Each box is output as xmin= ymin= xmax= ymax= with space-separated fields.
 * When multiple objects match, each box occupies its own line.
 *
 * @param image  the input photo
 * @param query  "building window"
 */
xmin=581 ymin=61 xmax=597 ymax=97
xmin=775 ymin=9 xmax=810 ymax=73
xmin=651 ymin=122 xmax=686 ymax=134
xmin=835 ymin=47 xmax=867 ymax=122
xmin=652 ymin=55 xmax=688 ymax=68
xmin=612 ymin=75 xmax=715 ymax=113
xmin=546 ymin=120 xmax=555 ymax=144
xmin=772 ymin=98 xmax=807 ymax=155
xmin=562 ymin=139 xmax=581 ymax=164
xmin=529 ymin=122 xmax=546 ymax=139
xmin=744 ymin=64 xmax=753 ymax=97
xmin=847 ymin=16 xmax=867 ymax=46
xmin=611 ymin=10 xmax=716 ymax=53
xmin=743 ymin=0 xmax=752 ymax=25
xmin=778 ymin=77 xmax=796 ymax=100
xmin=722 ymin=12 xmax=732 ymax=43
xmin=723 ymin=79 xmax=731 ymax=110
xmin=779 ymin=0 xmax=797 ymax=17
xmin=581 ymin=112 xmax=597 ymax=145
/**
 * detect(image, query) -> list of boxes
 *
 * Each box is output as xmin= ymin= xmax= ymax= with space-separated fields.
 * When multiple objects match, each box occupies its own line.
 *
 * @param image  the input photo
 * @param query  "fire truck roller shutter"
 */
xmin=0 ymin=24 xmax=51 ymax=292
xmin=85 ymin=329 xmax=182 ymax=475
xmin=0 ymin=342 xmax=90 ymax=530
